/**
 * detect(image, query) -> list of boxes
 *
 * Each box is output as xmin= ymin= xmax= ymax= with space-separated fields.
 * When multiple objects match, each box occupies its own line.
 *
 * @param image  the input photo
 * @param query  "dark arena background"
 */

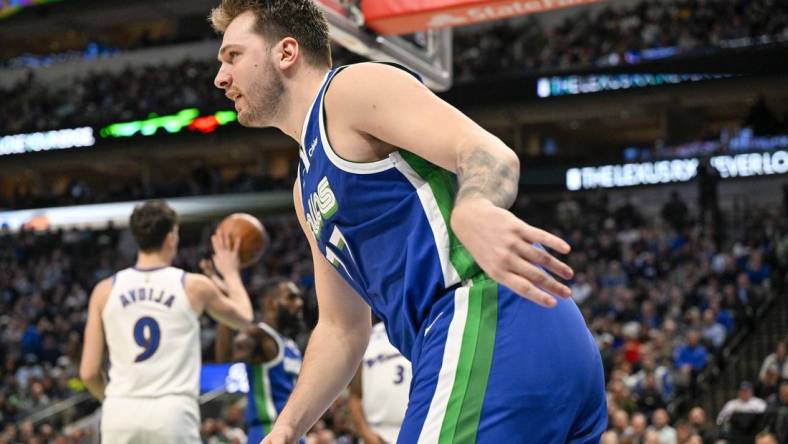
xmin=1 ymin=0 xmax=787 ymax=443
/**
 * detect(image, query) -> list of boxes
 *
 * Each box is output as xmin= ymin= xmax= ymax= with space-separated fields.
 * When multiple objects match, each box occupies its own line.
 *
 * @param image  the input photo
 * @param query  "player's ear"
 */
xmin=165 ymin=230 xmax=177 ymax=248
xmin=276 ymin=37 xmax=299 ymax=71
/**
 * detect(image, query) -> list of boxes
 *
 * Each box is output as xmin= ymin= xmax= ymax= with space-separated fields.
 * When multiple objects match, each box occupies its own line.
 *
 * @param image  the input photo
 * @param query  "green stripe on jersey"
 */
xmin=438 ymin=278 xmax=499 ymax=444
xmin=398 ymin=151 xmax=480 ymax=279
xmin=252 ymin=364 xmax=273 ymax=434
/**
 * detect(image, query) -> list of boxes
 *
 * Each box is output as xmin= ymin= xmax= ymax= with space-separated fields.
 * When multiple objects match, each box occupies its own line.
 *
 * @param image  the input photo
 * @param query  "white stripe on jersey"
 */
xmin=391 ymin=152 xmax=462 ymax=288
xmin=416 ymin=287 xmax=469 ymax=444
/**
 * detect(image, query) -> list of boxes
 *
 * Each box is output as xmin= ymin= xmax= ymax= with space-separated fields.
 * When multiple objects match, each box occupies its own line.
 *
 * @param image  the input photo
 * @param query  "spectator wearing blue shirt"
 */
xmin=601 ymin=261 xmax=629 ymax=289
xmin=674 ymin=330 xmax=708 ymax=397
xmin=745 ymin=251 xmax=771 ymax=286
xmin=20 ymin=323 xmax=41 ymax=357
xmin=701 ymin=309 xmax=727 ymax=349
xmin=674 ymin=330 xmax=708 ymax=371
xmin=714 ymin=303 xmax=735 ymax=332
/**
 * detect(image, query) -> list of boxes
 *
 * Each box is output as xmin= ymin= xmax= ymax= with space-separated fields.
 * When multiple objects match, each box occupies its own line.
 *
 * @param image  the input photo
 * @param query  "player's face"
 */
xmin=273 ymin=282 xmax=304 ymax=338
xmin=278 ymin=282 xmax=304 ymax=318
xmin=214 ymin=11 xmax=284 ymax=128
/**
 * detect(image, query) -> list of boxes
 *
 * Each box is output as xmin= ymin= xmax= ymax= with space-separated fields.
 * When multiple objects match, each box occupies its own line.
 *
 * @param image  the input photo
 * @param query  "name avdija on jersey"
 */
xmin=119 ymin=287 xmax=175 ymax=308
xmin=305 ymin=176 xmax=338 ymax=239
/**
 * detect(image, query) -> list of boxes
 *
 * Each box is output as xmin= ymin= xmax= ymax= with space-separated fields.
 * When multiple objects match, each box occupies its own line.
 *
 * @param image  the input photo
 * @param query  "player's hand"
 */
xmin=200 ymin=258 xmax=229 ymax=294
xmin=212 ymin=230 xmax=241 ymax=277
xmin=260 ymin=424 xmax=297 ymax=444
xmin=450 ymin=198 xmax=574 ymax=307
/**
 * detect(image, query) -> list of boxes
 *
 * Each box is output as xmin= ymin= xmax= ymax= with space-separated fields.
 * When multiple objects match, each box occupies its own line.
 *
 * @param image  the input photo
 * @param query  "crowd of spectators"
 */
xmin=3 ymin=0 xmax=788 ymax=136
xmin=757 ymin=341 xmax=788 ymax=443
xmin=1 ymin=161 xmax=293 ymax=211
xmin=540 ymin=190 xmax=787 ymax=444
xmin=453 ymin=0 xmax=788 ymax=81
xmin=201 ymin=394 xmax=356 ymax=444
xmin=0 ymin=188 xmax=785 ymax=442
xmin=1 ymin=20 xmax=216 ymax=71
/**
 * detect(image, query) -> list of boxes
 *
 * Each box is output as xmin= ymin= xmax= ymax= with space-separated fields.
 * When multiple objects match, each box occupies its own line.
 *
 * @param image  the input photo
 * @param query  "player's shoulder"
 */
xmin=88 ymin=275 xmax=114 ymax=311
xmin=92 ymin=276 xmax=114 ymax=296
xmin=337 ymin=61 xmax=416 ymax=78
xmin=328 ymin=62 xmax=423 ymax=101
xmin=182 ymin=272 xmax=213 ymax=295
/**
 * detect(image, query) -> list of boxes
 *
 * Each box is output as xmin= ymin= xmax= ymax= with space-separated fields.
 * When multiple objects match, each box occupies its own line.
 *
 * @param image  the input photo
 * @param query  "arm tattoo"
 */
xmin=455 ymin=147 xmax=520 ymax=208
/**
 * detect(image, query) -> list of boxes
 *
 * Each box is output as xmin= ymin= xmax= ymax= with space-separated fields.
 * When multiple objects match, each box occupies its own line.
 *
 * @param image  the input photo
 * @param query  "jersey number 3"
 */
xmin=133 ymin=316 xmax=161 ymax=362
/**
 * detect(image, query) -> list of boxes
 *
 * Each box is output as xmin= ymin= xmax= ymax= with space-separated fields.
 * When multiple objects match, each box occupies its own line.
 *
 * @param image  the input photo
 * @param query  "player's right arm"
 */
xmin=199 ymin=259 xmax=280 ymax=363
xmin=263 ymin=184 xmax=372 ymax=444
xmin=330 ymin=63 xmax=573 ymax=307
xmin=79 ymin=277 xmax=112 ymax=401
xmin=348 ymin=364 xmax=387 ymax=444
xmin=186 ymin=272 xmax=253 ymax=331
xmin=188 ymin=232 xmax=253 ymax=330
xmin=199 ymin=259 xmax=241 ymax=362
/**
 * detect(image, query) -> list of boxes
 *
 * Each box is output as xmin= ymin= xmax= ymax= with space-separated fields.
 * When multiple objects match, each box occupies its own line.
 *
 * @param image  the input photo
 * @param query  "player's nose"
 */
xmin=214 ymin=68 xmax=231 ymax=90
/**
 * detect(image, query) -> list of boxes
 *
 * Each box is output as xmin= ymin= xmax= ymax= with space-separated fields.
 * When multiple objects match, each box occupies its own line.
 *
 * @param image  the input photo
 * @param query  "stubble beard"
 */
xmin=276 ymin=307 xmax=303 ymax=340
xmin=237 ymin=63 xmax=285 ymax=128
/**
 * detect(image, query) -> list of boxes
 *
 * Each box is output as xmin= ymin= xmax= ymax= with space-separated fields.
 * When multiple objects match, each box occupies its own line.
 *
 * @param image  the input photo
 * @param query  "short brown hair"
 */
xmin=210 ymin=0 xmax=331 ymax=68
xmin=129 ymin=200 xmax=178 ymax=252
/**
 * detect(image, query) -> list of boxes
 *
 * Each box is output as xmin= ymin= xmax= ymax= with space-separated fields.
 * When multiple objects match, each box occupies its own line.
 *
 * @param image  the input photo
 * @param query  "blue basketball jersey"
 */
xmin=297 ymin=65 xmax=480 ymax=358
xmin=244 ymin=322 xmax=302 ymax=438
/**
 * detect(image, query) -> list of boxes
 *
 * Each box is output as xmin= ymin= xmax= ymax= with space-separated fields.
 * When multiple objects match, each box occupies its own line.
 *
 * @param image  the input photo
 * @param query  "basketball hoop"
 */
xmin=315 ymin=0 xmax=601 ymax=92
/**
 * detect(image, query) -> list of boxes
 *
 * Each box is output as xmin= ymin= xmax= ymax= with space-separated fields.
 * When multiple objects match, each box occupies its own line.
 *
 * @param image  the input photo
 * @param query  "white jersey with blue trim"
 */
xmin=361 ymin=322 xmax=411 ymax=443
xmin=297 ymin=64 xmax=481 ymax=358
xmin=102 ymin=266 xmax=200 ymax=399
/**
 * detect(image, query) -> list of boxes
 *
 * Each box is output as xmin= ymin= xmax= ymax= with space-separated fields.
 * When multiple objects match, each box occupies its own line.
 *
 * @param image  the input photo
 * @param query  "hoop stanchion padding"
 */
xmin=362 ymin=0 xmax=601 ymax=35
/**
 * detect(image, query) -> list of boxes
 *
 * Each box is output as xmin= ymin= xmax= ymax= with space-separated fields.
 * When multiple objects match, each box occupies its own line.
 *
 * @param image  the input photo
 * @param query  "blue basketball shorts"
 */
xmin=397 ymin=276 xmax=607 ymax=443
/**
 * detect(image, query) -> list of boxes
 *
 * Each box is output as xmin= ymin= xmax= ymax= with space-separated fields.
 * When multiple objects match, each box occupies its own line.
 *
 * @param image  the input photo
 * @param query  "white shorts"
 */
xmin=101 ymin=395 xmax=200 ymax=444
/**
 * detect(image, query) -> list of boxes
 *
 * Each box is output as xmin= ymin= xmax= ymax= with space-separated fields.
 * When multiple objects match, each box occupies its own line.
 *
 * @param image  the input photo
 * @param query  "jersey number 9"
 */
xmin=133 ymin=316 xmax=161 ymax=362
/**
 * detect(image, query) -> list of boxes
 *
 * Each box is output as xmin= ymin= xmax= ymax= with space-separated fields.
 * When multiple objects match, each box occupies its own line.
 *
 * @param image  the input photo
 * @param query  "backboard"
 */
xmin=316 ymin=0 xmax=454 ymax=91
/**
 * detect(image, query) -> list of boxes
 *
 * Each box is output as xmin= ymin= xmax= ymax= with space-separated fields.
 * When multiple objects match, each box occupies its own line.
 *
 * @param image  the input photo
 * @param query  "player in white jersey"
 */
xmin=79 ymin=200 xmax=254 ymax=444
xmin=349 ymin=322 xmax=411 ymax=444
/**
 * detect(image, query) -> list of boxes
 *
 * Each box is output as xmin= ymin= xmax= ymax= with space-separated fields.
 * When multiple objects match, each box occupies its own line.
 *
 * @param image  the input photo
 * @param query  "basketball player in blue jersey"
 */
xmin=209 ymin=1 xmax=606 ymax=443
xmin=205 ymin=270 xmax=306 ymax=444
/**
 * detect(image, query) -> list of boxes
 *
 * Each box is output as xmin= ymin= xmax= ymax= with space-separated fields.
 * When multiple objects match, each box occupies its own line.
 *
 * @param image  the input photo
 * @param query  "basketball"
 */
xmin=216 ymin=213 xmax=268 ymax=268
